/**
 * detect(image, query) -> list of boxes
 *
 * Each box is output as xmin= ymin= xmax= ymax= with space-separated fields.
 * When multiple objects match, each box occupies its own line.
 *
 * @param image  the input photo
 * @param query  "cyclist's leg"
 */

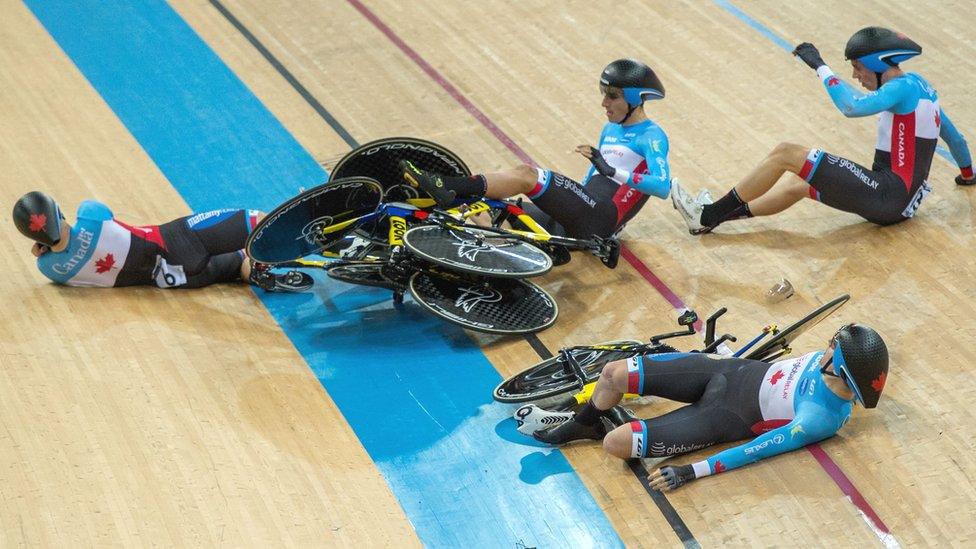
xmin=158 ymin=210 xmax=267 ymax=288
xmin=602 ymin=362 xmax=765 ymax=459
xmin=588 ymin=353 xmax=748 ymax=413
xmin=184 ymin=209 xmax=263 ymax=255
xmin=527 ymin=170 xmax=617 ymax=238
xmin=182 ymin=251 xmax=246 ymax=288
xmin=517 ymin=200 xmax=568 ymax=237
xmin=701 ymin=142 xmax=809 ymax=228
xmin=804 ymin=151 xmax=913 ymax=224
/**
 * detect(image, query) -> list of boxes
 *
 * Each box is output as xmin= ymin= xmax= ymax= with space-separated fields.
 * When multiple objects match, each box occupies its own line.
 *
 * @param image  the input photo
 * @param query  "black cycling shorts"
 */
xmin=527 ymin=169 xmax=647 ymax=239
xmin=154 ymin=209 xmax=259 ymax=288
xmin=623 ymin=352 xmax=768 ymax=459
xmin=801 ymin=149 xmax=931 ymax=225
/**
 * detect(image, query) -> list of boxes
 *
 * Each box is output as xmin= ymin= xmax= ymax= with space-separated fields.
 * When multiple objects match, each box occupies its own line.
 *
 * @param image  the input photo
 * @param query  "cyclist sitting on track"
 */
xmin=13 ymin=191 xmax=311 ymax=291
xmin=533 ymin=324 xmax=888 ymax=491
xmin=671 ymin=27 xmax=974 ymax=234
xmin=399 ymin=59 xmax=672 ymax=240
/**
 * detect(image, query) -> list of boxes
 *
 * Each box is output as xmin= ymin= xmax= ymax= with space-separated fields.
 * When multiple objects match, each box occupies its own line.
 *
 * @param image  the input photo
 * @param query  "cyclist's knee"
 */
xmin=513 ymin=163 xmax=537 ymax=181
xmin=770 ymin=142 xmax=808 ymax=173
xmin=602 ymin=424 xmax=634 ymax=458
xmin=600 ymin=360 xmax=630 ymax=393
xmin=783 ymin=176 xmax=812 ymax=198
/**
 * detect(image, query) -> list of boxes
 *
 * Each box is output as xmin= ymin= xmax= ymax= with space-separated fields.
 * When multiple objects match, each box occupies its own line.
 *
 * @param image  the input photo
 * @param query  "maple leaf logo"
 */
xmin=935 ymin=110 xmax=941 ymax=127
xmin=714 ymin=461 xmax=726 ymax=473
xmin=769 ymin=370 xmax=784 ymax=385
xmin=29 ymin=213 xmax=47 ymax=232
xmin=827 ymin=76 xmax=840 ymax=88
xmin=95 ymin=253 xmax=116 ymax=274
xmin=871 ymin=372 xmax=887 ymax=393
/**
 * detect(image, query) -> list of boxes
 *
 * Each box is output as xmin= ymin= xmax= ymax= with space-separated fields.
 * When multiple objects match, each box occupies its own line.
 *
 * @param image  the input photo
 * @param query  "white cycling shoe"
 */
xmin=670 ymin=179 xmax=713 ymax=235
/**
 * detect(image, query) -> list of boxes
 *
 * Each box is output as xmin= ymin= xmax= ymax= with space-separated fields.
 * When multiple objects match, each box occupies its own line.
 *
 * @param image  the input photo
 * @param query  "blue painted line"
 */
xmin=25 ymin=0 xmax=621 ymax=546
xmin=714 ymin=0 xmax=792 ymax=52
xmin=715 ymin=0 xmax=958 ymax=167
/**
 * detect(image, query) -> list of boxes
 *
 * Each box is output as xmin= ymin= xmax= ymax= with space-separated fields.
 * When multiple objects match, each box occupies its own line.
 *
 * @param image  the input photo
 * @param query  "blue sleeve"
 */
xmin=627 ymin=132 xmax=670 ymax=199
xmin=939 ymin=109 xmax=972 ymax=169
xmin=823 ymin=72 xmax=911 ymax=118
xmin=77 ymin=200 xmax=113 ymax=222
xmin=702 ymin=409 xmax=836 ymax=475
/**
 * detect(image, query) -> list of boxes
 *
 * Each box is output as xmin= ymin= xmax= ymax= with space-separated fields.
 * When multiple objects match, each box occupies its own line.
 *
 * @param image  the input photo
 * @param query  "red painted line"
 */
xmin=350 ymin=0 xmax=888 ymax=537
xmin=345 ymin=0 xmax=533 ymax=166
xmin=806 ymin=444 xmax=891 ymax=534
xmin=619 ymin=246 xmax=686 ymax=310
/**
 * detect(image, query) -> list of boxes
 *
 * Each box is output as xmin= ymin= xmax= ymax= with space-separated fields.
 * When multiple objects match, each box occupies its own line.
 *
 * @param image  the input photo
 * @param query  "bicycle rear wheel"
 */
xmin=403 ymin=225 xmax=552 ymax=278
xmin=331 ymin=137 xmax=470 ymax=202
xmin=744 ymin=294 xmax=851 ymax=362
xmin=247 ymin=177 xmax=383 ymax=263
xmin=408 ymin=271 xmax=557 ymax=334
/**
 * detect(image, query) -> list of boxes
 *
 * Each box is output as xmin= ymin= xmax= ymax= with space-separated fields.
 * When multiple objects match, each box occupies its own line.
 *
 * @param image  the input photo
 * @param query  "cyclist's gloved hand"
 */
xmin=956 ymin=167 xmax=976 ymax=186
xmin=793 ymin=42 xmax=826 ymax=70
xmin=649 ymin=464 xmax=697 ymax=491
xmin=586 ymin=146 xmax=617 ymax=177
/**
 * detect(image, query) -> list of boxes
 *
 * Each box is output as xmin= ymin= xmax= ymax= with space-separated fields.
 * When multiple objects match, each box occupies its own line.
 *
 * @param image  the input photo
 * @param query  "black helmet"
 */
xmin=845 ymin=27 xmax=921 ymax=74
xmin=829 ymin=324 xmax=889 ymax=408
xmin=13 ymin=191 xmax=64 ymax=247
xmin=600 ymin=59 xmax=665 ymax=106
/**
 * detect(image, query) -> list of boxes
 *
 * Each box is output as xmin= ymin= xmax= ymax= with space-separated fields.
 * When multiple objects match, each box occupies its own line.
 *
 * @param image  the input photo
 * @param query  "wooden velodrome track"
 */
xmin=2 ymin=0 xmax=975 ymax=546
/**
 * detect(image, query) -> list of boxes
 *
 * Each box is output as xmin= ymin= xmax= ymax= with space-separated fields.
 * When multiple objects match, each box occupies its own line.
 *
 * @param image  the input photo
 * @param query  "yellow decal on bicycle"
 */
xmin=572 ymin=382 xmax=638 ymax=405
xmin=389 ymin=216 xmax=407 ymax=246
xmin=407 ymin=197 xmax=437 ymax=208
xmin=460 ymin=201 xmax=492 ymax=218
xmin=320 ymin=217 xmax=360 ymax=235
xmin=514 ymin=212 xmax=550 ymax=237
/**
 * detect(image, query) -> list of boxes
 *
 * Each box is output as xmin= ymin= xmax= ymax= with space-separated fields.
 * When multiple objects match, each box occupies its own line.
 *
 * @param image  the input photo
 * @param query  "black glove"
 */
xmin=793 ymin=42 xmax=826 ymax=70
xmin=588 ymin=146 xmax=616 ymax=178
xmin=659 ymin=464 xmax=697 ymax=490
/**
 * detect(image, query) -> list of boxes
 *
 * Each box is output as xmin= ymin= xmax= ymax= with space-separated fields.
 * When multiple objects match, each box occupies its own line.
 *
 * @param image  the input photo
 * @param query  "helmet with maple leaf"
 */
xmin=828 ymin=324 xmax=889 ymax=408
xmin=13 ymin=191 xmax=64 ymax=247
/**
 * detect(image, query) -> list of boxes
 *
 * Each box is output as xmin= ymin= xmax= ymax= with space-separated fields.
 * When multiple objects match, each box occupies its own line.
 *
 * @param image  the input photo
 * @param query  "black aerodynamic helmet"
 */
xmin=827 ymin=324 xmax=889 ymax=409
xmin=12 ymin=191 xmax=64 ymax=247
xmin=600 ymin=59 xmax=665 ymax=106
xmin=845 ymin=27 xmax=922 ymax=74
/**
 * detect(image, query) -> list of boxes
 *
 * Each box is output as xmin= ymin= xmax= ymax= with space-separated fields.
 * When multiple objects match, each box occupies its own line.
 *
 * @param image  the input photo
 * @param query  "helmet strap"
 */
xmin=820 ymin=360 xmax=840 ymax=378
xmin=874 ymin=72 xmax=883 ymax=90
xmin=621 ymin=103 xmax=642 ymax=125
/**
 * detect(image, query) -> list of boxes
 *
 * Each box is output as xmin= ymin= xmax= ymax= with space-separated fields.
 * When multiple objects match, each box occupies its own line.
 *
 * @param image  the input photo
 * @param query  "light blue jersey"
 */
xmin=586 ymin=119 xmax=671 ymax=199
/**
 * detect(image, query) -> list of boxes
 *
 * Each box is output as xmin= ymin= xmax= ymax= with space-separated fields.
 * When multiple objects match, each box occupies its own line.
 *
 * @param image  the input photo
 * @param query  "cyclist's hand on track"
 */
xmin=649 ymin=464 xmax=696 ymax=491
xmin=577 ymin=145 xmax=616 ymax=177
xmin=792 ymin=42 xmax=826 ymax=70
xmin=31 ymin=242 xmax=50 ymax=257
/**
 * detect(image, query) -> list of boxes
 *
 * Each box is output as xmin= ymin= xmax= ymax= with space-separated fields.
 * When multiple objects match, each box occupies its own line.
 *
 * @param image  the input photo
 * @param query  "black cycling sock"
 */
xmin=574 ymin=402 xmax=606 ymax=426
xmin=701 ymin=188 xmax=746 ymax=228
xmin=441 ymin=174 xmax=488 ymax=197
xmin=725 ymin=203 xmax=753 ymax=222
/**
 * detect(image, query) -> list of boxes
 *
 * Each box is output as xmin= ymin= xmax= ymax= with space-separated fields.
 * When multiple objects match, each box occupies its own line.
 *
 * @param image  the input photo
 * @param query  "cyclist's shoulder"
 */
xmin=77 ymin=199 xmax=113 ymax=221
xmin=880 ymin=73 xmax=937 ymax=101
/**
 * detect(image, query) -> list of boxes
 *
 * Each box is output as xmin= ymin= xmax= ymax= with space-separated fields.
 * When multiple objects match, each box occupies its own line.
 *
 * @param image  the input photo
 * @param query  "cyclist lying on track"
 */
xmin=672 ymin=26 xmax=974 ymax=234
xmin=13 ymin=191 xmax=310 ymax=291
xmin=533 ymin=323 xmax=888 ymax=491
xmin=400 ymin=59 xmax=672 ymax=239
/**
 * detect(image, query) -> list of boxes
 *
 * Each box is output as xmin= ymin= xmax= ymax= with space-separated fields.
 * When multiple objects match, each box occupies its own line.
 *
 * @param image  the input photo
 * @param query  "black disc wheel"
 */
xmin=404 ymin=225 xmax=552 ymax=278
xmin=408 ymin=271 xmax=557 ymax=334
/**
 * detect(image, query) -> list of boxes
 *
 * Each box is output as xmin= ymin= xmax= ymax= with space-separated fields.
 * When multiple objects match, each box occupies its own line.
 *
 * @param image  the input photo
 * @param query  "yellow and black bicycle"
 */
xmin=494 ymin=294 xmax=851 ymax=408
xmin=245 ymin=138 xmax=620 ymax=334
